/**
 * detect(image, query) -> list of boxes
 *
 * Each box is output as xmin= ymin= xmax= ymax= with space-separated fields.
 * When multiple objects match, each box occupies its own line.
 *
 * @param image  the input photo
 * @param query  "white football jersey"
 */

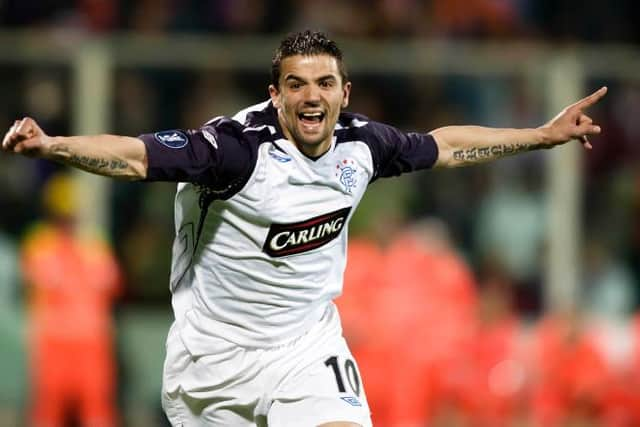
xmin=140 ymin=100 xmax=437 ymax=351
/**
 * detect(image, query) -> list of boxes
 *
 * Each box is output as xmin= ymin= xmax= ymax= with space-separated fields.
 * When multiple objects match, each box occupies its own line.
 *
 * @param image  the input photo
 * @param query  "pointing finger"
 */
xmin=572 ymin=86 xmax=608 ymax=110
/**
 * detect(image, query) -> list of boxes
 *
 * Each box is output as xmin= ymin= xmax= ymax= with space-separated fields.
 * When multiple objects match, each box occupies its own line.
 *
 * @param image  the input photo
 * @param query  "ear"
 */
xmin=341 ymin=81 xmax=352 ymax=109
xmin=269 ymin=84 xmax=281 ymax=109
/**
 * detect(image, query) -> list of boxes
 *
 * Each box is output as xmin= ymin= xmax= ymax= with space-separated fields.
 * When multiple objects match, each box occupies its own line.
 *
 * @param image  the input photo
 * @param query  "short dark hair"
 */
xmin=271 ymin=30 xmax=348 ymax=88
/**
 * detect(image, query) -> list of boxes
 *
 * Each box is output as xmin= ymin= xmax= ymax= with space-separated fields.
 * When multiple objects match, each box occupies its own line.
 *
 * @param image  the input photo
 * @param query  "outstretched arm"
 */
xmin=1 ymin=117 xmax=147 ymax=180
xmin=431 ymin=86 xmax=607 ymax=168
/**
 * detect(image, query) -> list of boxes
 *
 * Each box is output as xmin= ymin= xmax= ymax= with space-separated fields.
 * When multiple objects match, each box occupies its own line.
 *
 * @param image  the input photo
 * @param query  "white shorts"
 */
xmin=161 ymin=305 xmax=372 ymax=426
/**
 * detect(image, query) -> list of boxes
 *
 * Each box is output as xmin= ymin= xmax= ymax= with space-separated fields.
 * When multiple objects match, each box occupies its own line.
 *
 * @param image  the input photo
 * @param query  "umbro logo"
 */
xmin=340 ymin=396 xmax=362 ymax=407
xmin=268 ymin=147 xmax=292 ymax=163
xmin=202 ymin=129 xmax=218 ymax=149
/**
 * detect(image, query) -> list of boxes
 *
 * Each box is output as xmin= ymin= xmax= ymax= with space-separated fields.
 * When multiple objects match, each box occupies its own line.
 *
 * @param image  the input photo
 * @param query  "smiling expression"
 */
xmin=269 ymin=54 xmax=351 ymax=158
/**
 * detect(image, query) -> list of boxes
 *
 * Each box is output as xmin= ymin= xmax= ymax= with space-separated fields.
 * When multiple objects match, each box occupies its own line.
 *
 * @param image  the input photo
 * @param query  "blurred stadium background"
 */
xmin=1 ymin=1 xmax=640 ymax=426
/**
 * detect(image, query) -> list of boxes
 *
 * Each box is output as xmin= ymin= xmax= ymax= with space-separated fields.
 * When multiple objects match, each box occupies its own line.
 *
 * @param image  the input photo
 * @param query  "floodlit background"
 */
xmin=0 ymin=1 xmax=639 ymax=426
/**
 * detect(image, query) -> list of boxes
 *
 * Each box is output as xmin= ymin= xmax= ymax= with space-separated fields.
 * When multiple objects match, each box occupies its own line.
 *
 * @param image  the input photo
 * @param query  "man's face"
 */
xmin=269 ymin=54 xmax=351 ymax=157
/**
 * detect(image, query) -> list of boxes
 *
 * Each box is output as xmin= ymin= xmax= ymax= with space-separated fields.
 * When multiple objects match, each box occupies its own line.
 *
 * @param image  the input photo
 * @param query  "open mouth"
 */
xmin=298 ymin=111 xmax=325 ymax=127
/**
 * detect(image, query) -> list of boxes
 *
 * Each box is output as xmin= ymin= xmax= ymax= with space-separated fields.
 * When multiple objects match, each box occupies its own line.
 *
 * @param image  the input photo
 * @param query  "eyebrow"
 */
xmin=317 ymin=75 xmax=337 ymax=82
xmin=284 ymin=74 xmax=338 ymax=83
xmin=285 ymin=75 xmax=305 ymax=83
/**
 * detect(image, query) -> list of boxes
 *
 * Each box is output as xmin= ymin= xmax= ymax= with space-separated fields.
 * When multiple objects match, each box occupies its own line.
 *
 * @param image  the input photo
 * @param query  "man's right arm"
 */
xmin=2 ymin=117 xmax=147 ymax=180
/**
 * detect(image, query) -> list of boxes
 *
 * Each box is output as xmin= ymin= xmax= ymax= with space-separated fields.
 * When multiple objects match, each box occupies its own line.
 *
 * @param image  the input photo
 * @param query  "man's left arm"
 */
xmin=431 ymin=86 xmax=607 ymax=168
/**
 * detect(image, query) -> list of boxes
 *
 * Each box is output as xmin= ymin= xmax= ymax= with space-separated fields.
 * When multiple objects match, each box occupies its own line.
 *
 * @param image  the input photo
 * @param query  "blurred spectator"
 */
xmin=529 ymin=310 xmax=612 ymax=426
xmin=591 ymin=315 xmax=639 ymax=427
xmin=584 ymin=83 xmax=637 ymax=177
xmin=623 ymin=315 xmax=640 ymax=424
xmin=583 ymin=239 xmax=636 ymax=323
xmin=457 ymin=268 xmax=529 ymax=426
xmin=474 ymin=166 xmax=546 ymax=315
xmin=385 ymin=220 xmax=477 ymax=427
xmin=126 ymin=0 xmax=174 ymax=34
xmin=428 ymin=0 xmax=526 ymax=39
xmin=21 ymin=173 xmax=122 ymax=427
xmin=373 ymin=0 xmax=425 ymax=37
xmin=76 ymin=0 xmax=118 ymax=32
xmin=201 ymin=0 xmax=269 ymax=33
xmin=339 ymin=218 xmax=477 ymax=427
xmin=291 ymin=0 xmax=376 ymax=37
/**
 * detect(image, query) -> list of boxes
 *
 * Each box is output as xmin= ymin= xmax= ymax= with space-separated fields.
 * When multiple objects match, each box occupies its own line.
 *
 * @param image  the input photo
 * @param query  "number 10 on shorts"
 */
xmin=325 ymin=355 xmax=361 ymax=396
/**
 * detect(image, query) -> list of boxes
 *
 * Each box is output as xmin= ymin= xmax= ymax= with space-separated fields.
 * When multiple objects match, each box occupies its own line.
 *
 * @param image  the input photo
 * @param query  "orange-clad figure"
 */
xmin=610 ymin=313 xmax=640 ymax=425
xmin=529 ymin=311 xmax=611 ymax=427
xmin=338 ymin=220 xmax=478 ymax=427
xmin=380 ymin=221 xmax=477 ymax=427
xmin=21 ymin=173 xmax=122 ymax=427
xmin=461 ymin=269 xmax=528 ymax=427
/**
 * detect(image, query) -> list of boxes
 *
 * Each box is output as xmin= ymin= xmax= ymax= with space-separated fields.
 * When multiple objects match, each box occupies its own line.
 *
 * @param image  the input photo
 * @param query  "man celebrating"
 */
xmin=2 ymin=31 xmax=606 ymax=427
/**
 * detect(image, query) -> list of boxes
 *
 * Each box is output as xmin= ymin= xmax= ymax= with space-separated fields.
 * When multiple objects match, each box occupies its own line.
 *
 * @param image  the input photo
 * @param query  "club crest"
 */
xmin=335 ymin=159 xmax=358 ymax=193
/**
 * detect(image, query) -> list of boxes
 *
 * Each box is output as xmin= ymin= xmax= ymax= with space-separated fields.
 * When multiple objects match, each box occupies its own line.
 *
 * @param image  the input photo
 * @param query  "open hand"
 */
xmin=1 ymin=117 xmax=51 ymax=157
xmin=541 ymin=86 xmax=608 ymax=150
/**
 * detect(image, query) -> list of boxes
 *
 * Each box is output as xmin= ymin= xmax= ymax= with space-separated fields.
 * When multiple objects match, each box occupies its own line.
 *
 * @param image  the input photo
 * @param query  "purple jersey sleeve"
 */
xmin=139 ymin=119 xmax=256 ymax=195
xmin=363 ymin=121 xmax=438 ymax=181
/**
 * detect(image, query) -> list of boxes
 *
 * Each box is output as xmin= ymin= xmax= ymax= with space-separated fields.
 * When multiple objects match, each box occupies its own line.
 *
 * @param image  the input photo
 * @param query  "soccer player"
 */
xmin=2 ymin=31 xmax=606 ymax=427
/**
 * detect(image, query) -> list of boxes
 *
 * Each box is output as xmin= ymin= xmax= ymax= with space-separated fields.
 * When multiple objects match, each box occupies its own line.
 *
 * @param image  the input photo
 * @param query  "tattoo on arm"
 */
xmin=452 ymin=142 xmax=552 ymax=163
xmin=68 ymin=154 xmax=128 ymax=171
xmin=51 ymin=145 xmax=129 ymax=174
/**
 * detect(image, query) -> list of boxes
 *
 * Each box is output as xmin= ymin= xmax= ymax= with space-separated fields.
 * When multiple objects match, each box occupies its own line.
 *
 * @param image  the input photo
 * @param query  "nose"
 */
xmin=303 ymin=84 xmax=321 ymax=104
